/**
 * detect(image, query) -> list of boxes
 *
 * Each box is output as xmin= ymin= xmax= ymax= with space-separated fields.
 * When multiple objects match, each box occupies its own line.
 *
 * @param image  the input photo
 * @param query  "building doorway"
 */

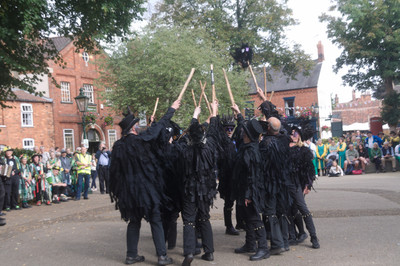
xmin=87 ymin=128 xmax=101 ymax=154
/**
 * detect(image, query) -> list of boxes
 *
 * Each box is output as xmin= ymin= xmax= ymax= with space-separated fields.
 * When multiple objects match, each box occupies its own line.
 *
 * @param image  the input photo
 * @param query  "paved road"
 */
xmin=1 ymin=172 xmax=400 ymax=266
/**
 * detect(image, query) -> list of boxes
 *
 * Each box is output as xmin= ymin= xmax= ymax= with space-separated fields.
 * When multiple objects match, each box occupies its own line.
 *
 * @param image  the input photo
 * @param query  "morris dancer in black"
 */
xmin=109 ymin=100 xmax=180 ymax=265
xmin=257 ymin=88 xmax=292 ymax=253
xmin=288 ymin=125 xmax=320 ymax=249
xmin=231 ymin=104 xmax=270 ymax=261
xmin=178 ymin=103 xmax=218 ymax=266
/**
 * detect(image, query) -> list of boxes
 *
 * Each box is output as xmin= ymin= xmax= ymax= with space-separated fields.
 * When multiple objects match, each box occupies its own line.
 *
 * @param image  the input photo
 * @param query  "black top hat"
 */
xmin=31 ymin=153 xmax=42 ymax=160
xmin=119 ymin=106 xmax=140 ymax=135
xmin=243 ymin=119 xmax=263 ymax=142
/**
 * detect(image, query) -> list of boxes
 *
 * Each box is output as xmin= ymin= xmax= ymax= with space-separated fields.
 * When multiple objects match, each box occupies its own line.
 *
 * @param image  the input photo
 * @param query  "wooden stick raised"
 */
xmin=222 ymin=68 xmax=235 ymax=106
xmin=248 ymin=64 xmax=259 ymax=89
xmin=263 ymin=66 xmax=267 ymax=95
xmin=191 ymin=89 xmax=197 ymax=107
xmin=152 ymin=97 xmax=159 ymax=117
xmin=198 ymin=81 xmax=207 ymax=107
xmin=202 ymin=91 xmax=212 ymax=115
xmin=177 ymin=68 xmax=196 ymax=101
xmin=269 ymin=91 xmax=274 ymax=102
xmin=210 ymin=64 xmax=216 ymax=103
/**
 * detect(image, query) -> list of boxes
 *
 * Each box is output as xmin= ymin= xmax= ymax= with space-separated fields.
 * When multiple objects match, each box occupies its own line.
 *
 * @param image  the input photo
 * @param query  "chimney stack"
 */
xmin=317 ymin=41 xmax=325 ymax=62
xmin=352 ymin=89 xmax=356 ymax=101
xmin=335 ymin=94 xmax=339 ymax=104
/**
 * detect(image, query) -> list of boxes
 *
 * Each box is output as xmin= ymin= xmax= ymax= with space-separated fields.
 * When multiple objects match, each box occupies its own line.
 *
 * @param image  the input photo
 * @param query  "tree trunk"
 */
xmin=384 ymin=77 xmax=394 ymax=94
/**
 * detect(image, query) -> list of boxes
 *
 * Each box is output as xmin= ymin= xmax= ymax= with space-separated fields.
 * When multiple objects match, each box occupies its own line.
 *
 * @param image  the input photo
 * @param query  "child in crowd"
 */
xmin=328 ymin=160 xmax=344 ymax=177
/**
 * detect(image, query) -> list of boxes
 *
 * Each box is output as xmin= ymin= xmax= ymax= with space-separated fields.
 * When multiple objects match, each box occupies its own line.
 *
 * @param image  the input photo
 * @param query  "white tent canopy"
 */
xmin=343 ymin=122 xmax=389 ymax=131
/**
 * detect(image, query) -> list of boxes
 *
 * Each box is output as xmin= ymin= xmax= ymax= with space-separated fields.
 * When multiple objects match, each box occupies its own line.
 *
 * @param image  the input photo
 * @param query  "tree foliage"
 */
xmin=0 ymin=0 xmax=145 ymax=107
xmin=97 ymin=26 xmax=249 ymax=126
xmin=320 ymin=0 xmax=400 ymax=95
xmin=381 ymin=91 xmax=400 ymax=127
xmin=151 ymin=0 xmax=313 ymax=79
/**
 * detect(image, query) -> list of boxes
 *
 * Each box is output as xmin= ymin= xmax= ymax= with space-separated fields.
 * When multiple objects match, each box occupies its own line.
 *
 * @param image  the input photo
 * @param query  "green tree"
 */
xmin=97 ymin=26 xmax=248 ymax=126
xmin=151 ymin=0 xmax=313 ymax=79
xmin=0 ymin=0 xmax=145 ymax=107
xmin=381 ymin=91 xmax=400 ymax=129
xmin=320 ymin=0 xmax=400 ymax=95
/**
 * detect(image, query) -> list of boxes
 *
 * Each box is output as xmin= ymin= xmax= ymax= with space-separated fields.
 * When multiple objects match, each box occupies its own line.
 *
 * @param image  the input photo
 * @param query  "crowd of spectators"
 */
xmin=309 ymin=130 xmax=400 ymax=177
xmin=0 ymin=143 xmax=111 ymax=225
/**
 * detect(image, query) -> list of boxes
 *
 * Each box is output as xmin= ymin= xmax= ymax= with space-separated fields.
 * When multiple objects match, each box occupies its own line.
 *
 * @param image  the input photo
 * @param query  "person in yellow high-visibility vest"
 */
xmin=75 ymin=146 xmax=91 ymax=200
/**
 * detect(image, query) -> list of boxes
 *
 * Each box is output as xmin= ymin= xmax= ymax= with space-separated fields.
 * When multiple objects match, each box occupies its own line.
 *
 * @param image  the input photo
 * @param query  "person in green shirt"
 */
xmin=316 ymin=139 xmax=327 ymax=176
xmin=46 ymin=166 xmax=68 ymax=203
xmin=337 ymin=137 xmax=347 ymax=168
xmin=369 ymin=142 xmax=383 ymax=173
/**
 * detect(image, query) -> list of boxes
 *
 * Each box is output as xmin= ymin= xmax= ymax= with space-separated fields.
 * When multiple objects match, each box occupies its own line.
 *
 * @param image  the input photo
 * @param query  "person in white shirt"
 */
xmin=328 ymin=160 xmax=344 ymax=177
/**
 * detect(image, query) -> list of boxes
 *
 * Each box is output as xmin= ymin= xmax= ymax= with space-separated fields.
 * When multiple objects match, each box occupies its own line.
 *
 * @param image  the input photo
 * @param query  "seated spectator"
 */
xmin=364 ymin=131 xmax=383 ymax=152
xmin=344 ymin=144 xmax=360 ymax=173
xmin=381 ymin=141 xmax=397 ymax=172
xmin=357 ymin=144 xmax=369 ymax=172
xmin=395 ymin=143 xmax=400 ymax=164
xmin=46 ymin=166 xmax=68 ymax=203
xmin=328 ymin=160 xmax=344 ymax=177
xmin=369 ymin=142 xmax=383 ymax=173
xmin=390 ymin=131 xmax=400 ymax=148
xmin=327 ymin=138 xmax=339 ymax=161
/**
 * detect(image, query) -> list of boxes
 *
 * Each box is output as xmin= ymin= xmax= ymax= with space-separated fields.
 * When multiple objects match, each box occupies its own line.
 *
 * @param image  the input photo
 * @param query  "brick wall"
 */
xmin=332 ymin=95 xmax=381 ymax=125
xmin=0 ymin=101 xmax=55 ymax=149
xmin=48 ymin=42 xmax=121 ymax=150
xmin=249 ymin=87 xmax=319 ymax=117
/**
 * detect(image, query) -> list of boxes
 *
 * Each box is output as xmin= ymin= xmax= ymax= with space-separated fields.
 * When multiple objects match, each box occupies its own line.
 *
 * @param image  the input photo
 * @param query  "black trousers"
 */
xmin=52 ymin=186 xmax=66 ymax=197
xmin=4 ymin=175 xmax=19 ymax=209
xmin=263 ymin=196 xmax=284 ymax=249
xmin=0 ymin=177 xmax=5 ymax=212
xmin=97 ymin=165 xmax=109 ymax=193
xmin=241 ymin=203 xmax=268 ymax=250
xmin=224 ymin=199 xmax=243 ymax=228
xmin=288 ymin=184 xmax=317 ymax=237
xmin=35 ymin=180 xmax=49 ymax=202
xmin=162 ymin=209 xmax=179 ymax=249
xmin=127 ymin=205 xmax=167 ymax=257
xmin=182 ymin=198 xmax=214 ymax=256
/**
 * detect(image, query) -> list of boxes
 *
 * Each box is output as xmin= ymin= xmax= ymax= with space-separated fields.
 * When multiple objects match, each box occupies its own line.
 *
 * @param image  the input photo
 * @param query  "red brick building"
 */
xmin=1 ymin=37 xmax=121 ymax=152
xmin=0 ymin=89 xmax=55 ymax=149
xmin=247 ymin=42 xmax=330 ymax=138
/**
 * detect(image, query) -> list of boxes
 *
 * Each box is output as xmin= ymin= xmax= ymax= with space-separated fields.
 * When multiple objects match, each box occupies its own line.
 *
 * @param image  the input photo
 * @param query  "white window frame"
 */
xmin=83 ymin=84 xmax=94 ymax=104
xmin=82 ymin=51 xmax=89 ymax=66
xmin=22 ymin=138 xmax=35 ymax=150
xmin=105 ymin=87 xmax=112 ymax=105
xmin=60 ymin=81 xmax=71 ymax=102
xmin=108 ymin=129 xmax=117 ymax=149
xmin=63 ymin=129 xmax=75 ymax=151
xmin=21 ymin=103 xmax=33 ymax=127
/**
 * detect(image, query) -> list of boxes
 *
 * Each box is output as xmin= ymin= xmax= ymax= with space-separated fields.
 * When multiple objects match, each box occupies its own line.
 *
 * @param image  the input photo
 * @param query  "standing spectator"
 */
xmin=327 ymin=138 xmax=338 ymax=161
xmin=19 ymin=155 xmax=34 ymax=208
xmin=40 ymin=146 xmax=51 ymax=167
xmin=91 ymin=153 xmax=97 ymax=191
xmin=357 ymin=144 xmax=370 ymax=172
xmin=1 ymin=147 xmax=21 ymax=211
xmin=394 ymin=143 xmax=400 ymax=164
xmin=316 ymin=139 xmax=327 ymax=176
xmin=337 ymin=137 xmax=347 ymax=169
xmin=0 ymin=165 xmax=5 ymax=224
xmin=96 ymin=143 xmax=111 ymax=194
xmin=364 ymin=131 xmax=383 ymax=155
xmin=378 ymin=132 xmax=389 ymax=145
xmin=344 ymin=144 xmax=360 ymax=173
xmin=389 ymin=131 xmax=400 ymax=148
xmin=75 ymin=146 xmax=91 ymax=200
xmin=381 ymin=142 xmax=397 ymax=172
xmin=66 ymin=148 xmax=73 ymax=158
xmin=60 ymin=150 xmax=72 ymax=186
xmin=369 ymin=143 xmax=383 ymax=173
xmin=328 ymin=160 xmax=344 ymax=177
xmin=47 ymin=151 xmax=61 ymax=170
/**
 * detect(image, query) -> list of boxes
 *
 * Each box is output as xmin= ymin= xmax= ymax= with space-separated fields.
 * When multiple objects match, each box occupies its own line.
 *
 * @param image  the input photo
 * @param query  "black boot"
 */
xmin=125 ymin=255 xmax=145 ymax=264
xmin=182 ymin=254 xmax=193 ymax=266
xmin=234 ymin=244 xmax=256 ymax=253
xmin=201 ymin=252 xmax=214 ymax=261
xmin=158 ymin=255 xmax=173 ymax=265
xmin=225 ymin=226 xmax=239 ymax=235
xmin=250 ymin=249 xmax=270 ymax=261
xmin=311 ymin=236 xmax=320 ymax=249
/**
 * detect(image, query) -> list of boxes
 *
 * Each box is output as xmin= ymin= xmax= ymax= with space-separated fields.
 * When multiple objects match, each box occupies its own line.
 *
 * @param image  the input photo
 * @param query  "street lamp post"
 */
xmin=74 ymin=88 xmax=89 ymax=140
